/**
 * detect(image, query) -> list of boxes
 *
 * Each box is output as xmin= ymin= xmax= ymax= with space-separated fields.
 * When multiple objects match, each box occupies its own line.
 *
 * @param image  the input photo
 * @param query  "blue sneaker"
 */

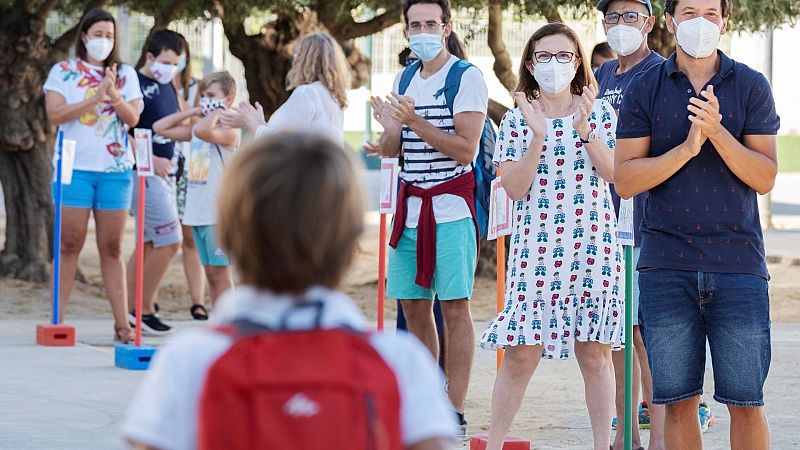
xmin=699 ymin=401 xmax=715 ymax=433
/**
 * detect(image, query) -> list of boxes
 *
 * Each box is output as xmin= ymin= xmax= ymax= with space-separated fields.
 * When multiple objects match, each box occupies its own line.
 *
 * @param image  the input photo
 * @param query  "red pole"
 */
xmin=377 ymin=213 xmax=387 ymax=330
xmin=135 ymin=175 xmax=145 ymax=347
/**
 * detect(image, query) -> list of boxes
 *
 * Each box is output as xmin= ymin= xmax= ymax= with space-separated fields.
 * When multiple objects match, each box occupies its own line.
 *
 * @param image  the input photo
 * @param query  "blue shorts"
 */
xmin=638 ymin=268 xmax=771 ymax=407
xmin=54 ymin=170 xmax=133 ymax=210
xmin=192 ymin=225 xmax=230 ymax=267
xmin=387 ymin=218 xmax=477 ymax=301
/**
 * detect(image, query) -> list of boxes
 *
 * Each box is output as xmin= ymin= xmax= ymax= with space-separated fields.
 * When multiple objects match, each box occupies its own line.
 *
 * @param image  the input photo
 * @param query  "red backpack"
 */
xmin=198 ymin=302 xmax=404 ymax=450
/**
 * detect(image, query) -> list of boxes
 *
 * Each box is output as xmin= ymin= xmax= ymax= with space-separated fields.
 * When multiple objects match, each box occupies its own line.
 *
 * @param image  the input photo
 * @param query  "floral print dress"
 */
xmin=480 ymin=99 xmax=625 ymax=359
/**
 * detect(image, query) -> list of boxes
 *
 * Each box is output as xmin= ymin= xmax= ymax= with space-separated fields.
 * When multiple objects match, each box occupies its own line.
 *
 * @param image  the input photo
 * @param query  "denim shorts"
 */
xmin=131 ymin=174 xmax=182 ymax=248
xmin=54 ymin=169 xmax=133 ymax=210
xmin=387 ymin=218 xmax=477 ymax=301
xmin=638 ymin=268 xmax=771 ymax=407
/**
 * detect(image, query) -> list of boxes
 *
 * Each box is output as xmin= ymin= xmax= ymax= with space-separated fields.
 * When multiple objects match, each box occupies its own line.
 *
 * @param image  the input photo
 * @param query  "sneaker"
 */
xmin=638 ymin=402 xmax=651 ymax=430
xmin=611 ymin=403 xmax=647 ymax=430
xmin=129 ymin=309 xmax=172 ymax=336
xmin=699 ymin=401 xmax=714 ymax=433
xmin=456 ymin=412 xmax=468 ymax=439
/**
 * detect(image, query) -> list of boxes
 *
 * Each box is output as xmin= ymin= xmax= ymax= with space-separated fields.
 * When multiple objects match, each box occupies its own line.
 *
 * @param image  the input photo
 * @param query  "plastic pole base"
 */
xmin=114 ymin=344 xmax=156 ymax=370
xmin=36 ymin=324 xmax=75 ymax=346
xmin=470 ymin=435 xmax=531 ymax=450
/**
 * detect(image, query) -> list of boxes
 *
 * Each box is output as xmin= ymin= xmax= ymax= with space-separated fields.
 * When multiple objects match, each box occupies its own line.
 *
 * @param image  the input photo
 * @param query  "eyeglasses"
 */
xmin=604 ymin=11 xmax=649 ymax=24
xmin=407 ymin=21 xmax=446 ymax=33
xmin=532 ymin=51 xmax=577 ymax=64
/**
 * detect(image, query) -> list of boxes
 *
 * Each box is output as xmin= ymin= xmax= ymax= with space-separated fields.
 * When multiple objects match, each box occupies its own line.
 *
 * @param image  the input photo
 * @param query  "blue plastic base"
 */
xmin=114 ymin=344 xmax=156 ymax=370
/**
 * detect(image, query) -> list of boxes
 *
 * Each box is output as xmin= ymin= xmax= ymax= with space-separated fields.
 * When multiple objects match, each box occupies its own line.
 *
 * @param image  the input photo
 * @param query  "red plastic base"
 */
xmin=470 ymin=435 xmax=531 ymax=450
xmin=36 ymin=324 xmax=75 ymax=346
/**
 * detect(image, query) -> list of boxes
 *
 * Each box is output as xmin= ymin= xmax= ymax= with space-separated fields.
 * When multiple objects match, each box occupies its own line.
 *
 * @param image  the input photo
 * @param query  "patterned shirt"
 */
xmin=618 ymin=51 xmax=780 ymax=278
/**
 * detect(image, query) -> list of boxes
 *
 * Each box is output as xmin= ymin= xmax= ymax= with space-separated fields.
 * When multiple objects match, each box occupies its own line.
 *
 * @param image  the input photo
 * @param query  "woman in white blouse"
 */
xmin=220 ymin=32 xmax=350 ymax=144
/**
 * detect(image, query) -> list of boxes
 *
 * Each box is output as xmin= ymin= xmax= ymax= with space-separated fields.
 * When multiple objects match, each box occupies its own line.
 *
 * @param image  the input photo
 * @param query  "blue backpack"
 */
xmin=398 ymin=59 xmax=497 ymax=239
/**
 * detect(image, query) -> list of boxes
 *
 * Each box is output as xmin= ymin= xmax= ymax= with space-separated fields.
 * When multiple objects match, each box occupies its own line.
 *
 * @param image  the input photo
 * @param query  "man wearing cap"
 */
xmin=614 ymin=0 xmax=779 ymax=448
xmin=594 ymin=1 xmax=664 ymax=448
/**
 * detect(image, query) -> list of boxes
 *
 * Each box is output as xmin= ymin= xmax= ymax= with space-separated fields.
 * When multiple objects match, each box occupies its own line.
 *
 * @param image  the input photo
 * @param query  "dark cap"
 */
xmin=597 ymin=0 xmax=653 ymax=15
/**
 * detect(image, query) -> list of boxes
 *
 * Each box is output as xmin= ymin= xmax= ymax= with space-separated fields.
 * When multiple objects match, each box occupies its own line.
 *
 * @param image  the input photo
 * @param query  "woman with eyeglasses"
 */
xmin=480 ymin=22 xmax=624 ymax=450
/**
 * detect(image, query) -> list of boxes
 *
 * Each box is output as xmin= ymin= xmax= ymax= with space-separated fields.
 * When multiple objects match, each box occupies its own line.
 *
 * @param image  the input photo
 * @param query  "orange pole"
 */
xmin=496 ymin=234 xmax=505 ymax=370
xmin=377 ymin=213 xmax=387 ymax=330
xmin=496 ymin=169 xmax=505 ymax=370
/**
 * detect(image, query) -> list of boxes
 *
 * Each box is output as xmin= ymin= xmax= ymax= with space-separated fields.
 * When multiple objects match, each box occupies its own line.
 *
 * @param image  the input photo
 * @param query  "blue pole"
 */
xmin=52 ymin=130 xmax=64 ymax=325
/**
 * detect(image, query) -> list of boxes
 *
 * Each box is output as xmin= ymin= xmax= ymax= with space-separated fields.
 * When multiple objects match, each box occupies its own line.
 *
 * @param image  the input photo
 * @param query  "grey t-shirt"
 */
xmin=182 ymin=132 xmax=234 ymax=226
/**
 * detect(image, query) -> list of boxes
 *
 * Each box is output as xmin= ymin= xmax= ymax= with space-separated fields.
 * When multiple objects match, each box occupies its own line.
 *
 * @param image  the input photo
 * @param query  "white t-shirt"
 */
xmin=123 ymin=286 xmax=457 ymax=450
xmin=181 ymin=131 xmax=236 ymax=226
xmin=255 ymin=81 xmax=344 ymax=144
xmin=392 ymin=55 xmax=489 ymax=228
xmin=43 ymin=59 xmax=143 ymax=173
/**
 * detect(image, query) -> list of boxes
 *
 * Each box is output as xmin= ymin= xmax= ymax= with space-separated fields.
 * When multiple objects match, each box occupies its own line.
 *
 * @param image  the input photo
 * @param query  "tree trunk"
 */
xmin=0 ymin=10 xmax=59 ymax=282
xmin=487 ymin=0 xmax=517 ymax=92
xmin=222 ymin=9 xmax=323 ymax=117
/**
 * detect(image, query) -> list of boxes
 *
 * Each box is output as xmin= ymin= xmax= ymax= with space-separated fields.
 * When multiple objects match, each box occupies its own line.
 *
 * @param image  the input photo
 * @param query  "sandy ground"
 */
xmin=2 ymin=220 xmax=800 ymax=448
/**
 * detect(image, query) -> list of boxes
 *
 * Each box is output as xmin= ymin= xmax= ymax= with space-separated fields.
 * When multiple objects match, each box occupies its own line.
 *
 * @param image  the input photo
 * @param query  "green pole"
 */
xmin=364 ymin=25 xmax=374 ymax=144
xmin=624 ymin=245 xmax=634 ymax=450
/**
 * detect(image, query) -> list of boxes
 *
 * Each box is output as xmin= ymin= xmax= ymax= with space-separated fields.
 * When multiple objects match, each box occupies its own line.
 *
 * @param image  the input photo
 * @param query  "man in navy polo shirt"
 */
xmin=594 ymin=1 xmax=666 ymax=447
xmin=614 ymin=0 xmax=779 ymax=448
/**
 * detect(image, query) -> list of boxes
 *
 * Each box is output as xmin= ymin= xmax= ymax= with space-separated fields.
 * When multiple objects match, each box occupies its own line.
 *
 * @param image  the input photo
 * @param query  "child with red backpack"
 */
xmin=123 ymin=132 xmax=458 ymax=450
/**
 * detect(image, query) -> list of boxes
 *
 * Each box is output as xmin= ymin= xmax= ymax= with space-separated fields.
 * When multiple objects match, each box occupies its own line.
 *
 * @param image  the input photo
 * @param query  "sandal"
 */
xmin=190 ymin=304 xmax=209 ymax=321
xmin=114 ymin=326 xmax=134 ymax=344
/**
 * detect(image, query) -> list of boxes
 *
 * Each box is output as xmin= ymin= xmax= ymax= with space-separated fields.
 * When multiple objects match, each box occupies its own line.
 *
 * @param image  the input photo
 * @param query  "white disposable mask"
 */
xmin=85 ymin=38 xmax=114 ymax=62
xmin=151 ymin=61 xmax=180 ymax=85
xmin=532 ymin=59 xmax=576 ymax=94
xmin=607 ymin=21 xmax=647 ymax=57
xmin=674 ymin=17 xmax=721 ymax=59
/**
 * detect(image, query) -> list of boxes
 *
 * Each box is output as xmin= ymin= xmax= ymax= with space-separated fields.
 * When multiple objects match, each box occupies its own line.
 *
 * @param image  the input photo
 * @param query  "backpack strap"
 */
xmin=398 ymin=60 xmax=422 ymax=96
xmin=433 ymin=59 xmax=474 ymax=116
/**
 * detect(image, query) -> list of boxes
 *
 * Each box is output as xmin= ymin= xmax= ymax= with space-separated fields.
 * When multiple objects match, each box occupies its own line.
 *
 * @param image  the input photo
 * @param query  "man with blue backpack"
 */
xmin=370 ymin=0 xmax=489 ymax=437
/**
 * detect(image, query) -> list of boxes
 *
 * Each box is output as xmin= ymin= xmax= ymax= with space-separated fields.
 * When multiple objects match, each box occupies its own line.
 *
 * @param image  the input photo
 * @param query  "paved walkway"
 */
xmin=2 ymin=320 xmax=799 ymax=449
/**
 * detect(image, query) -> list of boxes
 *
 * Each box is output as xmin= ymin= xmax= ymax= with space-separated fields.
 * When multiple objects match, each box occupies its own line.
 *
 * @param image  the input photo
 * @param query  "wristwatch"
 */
xmin=580 ymin=130 xmax=597 ymax=144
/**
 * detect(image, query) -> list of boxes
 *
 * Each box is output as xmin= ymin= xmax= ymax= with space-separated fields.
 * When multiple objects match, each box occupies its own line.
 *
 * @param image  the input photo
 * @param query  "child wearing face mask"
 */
xmin=154 ymin=72 xmax=240 ymax=308
xmin=124 ymin=29 xmax=188 ymax=337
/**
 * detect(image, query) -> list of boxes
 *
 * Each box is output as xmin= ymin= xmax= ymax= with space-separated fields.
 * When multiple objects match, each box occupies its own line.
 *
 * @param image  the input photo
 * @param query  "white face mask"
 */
xmin=85 ymin=38 xmax=114 ymax=62
xmin=151 ymin=61 xmax=180 ymax=85
xmin=607 ymin=21 xmax=647 ymax=57
xmin=673 ymin=17 xmax=721 ymax=59
xmin=532 ymin=59 xmax=577 ymax=94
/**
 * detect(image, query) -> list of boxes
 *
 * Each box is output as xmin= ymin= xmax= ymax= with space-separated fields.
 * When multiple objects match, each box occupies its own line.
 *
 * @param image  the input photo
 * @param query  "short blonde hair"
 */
xmin=197 ymin=71 xmax=236 ymax=105
xmin=286 ymin=32 xmax=351 ymax=108
xmin=217 ymin=132 xmax=364 ymax=293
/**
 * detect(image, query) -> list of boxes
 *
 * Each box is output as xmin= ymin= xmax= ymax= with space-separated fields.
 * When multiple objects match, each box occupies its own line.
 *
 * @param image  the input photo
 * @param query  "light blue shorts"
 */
xmin=387 ymin=218 xmax=477 ymax=301
xmin=192 ymin=225 xmax=230 ymax=267
xmin=54 ymin=169 xmax=133 ymax=210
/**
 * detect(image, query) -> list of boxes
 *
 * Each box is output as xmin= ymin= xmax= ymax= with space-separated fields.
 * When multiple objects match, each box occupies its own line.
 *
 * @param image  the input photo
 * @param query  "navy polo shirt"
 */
xmin=135 ymin=72 xmax=179 ymax=160
xmin=618 ymin=50 xmax=780 ymax=278
xmin=596 ymin=50 xmax=664 ymax=246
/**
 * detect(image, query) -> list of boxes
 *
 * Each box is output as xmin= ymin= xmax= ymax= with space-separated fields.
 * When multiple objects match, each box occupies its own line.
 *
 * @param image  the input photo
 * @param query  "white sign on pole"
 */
xmin=134 ymin=129 xmax=154 ymax=177
xmin=60 ymin=139 xmax=77 ymax=185
xmin=379 ymin=158 xmax=399 ymax=214
xmin=616 ymin=197 xmax=635 ymax=246
xmin=488 ymin=177 xmax=513 ymax=241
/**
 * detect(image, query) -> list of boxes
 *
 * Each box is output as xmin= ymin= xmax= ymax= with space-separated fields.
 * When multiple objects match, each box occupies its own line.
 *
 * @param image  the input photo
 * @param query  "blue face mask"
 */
xmin=408 ymin=33 xmax=444 ymax=62
xmin=177 ymin=55 xmax=187 ymax=72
